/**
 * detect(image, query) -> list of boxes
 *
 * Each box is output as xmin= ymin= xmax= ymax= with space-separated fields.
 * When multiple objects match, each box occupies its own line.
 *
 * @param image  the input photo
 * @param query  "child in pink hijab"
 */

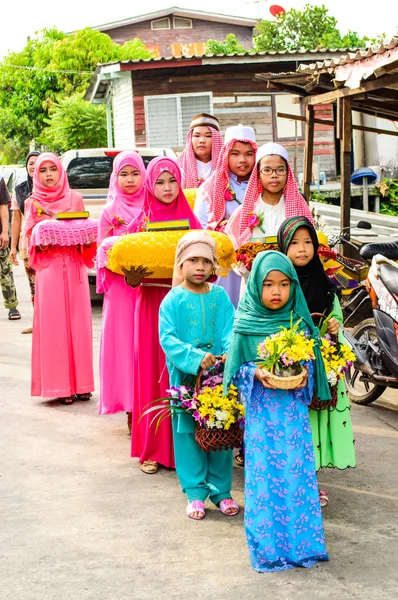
xmin=23 ymin=153 xmax=95 ymax=405
xmin=127 ymin=157 xmax=202 ymax=474
xmin=97 ymin=151 xmax=146 ymax=429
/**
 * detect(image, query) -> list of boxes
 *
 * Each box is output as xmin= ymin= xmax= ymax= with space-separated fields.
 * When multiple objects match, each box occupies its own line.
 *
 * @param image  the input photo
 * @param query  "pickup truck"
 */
xmin=61 ymin=148 xmax=177 ymax=299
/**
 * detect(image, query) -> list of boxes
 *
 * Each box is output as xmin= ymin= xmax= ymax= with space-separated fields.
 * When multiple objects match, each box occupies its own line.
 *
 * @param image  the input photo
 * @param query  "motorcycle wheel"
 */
xmin=344 ymin=318 xmax=386 ymax=405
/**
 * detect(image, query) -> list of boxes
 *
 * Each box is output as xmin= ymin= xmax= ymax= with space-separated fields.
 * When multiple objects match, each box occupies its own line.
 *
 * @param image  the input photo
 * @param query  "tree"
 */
xmin=205 ymin=34 xmax=247 ymax=55
xmin=254 ymin=4 xmax=384 ymax=52
xmin=0 ymin=28 xmax=152 ymax=162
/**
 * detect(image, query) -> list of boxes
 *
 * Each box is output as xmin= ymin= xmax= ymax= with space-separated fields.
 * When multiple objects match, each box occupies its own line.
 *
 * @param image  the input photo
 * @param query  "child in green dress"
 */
xmin=278 ymin=216 xmax=356 ymax=507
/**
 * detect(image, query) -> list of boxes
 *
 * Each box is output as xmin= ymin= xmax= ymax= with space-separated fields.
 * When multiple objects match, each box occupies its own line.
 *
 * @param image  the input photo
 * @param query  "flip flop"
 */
xmin=75 ymin=393 xmax=92 ymax=401
xmin=186 ymin=500 xmax=205 ymax=520
xmin=8 ymin=308 xmax=21 ymax=320
xmin=218 ymin=498 xmax=239 ymax=516
xmin=319 ymin=490 xmax=329 ymax=508
xmin=59 ymin=396 xmax=74 ymax=405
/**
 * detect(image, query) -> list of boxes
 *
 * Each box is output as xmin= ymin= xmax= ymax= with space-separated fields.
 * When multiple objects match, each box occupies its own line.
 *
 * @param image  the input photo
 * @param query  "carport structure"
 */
xmin=255 ymin=38 xmax=398 ymax=238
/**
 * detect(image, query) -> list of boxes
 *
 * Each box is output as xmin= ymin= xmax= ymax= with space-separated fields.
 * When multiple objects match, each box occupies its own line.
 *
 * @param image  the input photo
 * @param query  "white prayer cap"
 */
xmin=224 ymin=124 xmax=256 ymax=144
xmin=256 ymin=142 xmax=289 ymax=165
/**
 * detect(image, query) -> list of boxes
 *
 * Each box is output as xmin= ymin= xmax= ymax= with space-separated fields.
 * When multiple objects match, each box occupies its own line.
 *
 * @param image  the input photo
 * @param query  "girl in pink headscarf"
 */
xmin=125 ymin=157 xmax=202 ymax=474
xmin=97 ymin=151 xmax=146 ymax=429
xmin=23 ymin=153 xmax=95 ymax=405
xmin=177 ymin=113 xmax=223 ymax=189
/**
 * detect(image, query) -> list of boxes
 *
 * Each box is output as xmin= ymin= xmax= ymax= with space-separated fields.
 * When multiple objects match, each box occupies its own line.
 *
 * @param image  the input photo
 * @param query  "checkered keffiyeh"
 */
xmin=201 ymin=138 xmax=258 ymax=230
xmin=225 ymin=163 xmax=314 ymax=249
xmin=177 ymin=128 xmax=223 ymax=188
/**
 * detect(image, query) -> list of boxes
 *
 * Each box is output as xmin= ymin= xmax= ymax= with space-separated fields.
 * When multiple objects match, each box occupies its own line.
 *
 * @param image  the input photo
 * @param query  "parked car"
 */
xmin=60 ymin=148 xmax=177 ymax=299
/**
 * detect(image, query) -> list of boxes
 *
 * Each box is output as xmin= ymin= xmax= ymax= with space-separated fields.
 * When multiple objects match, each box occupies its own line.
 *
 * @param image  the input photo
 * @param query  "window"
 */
xmin=272 ymin=95 xmax=304 ymax=141
xmin=145 ymin=93 xmax=213 ymax=147
xmin=173 ymin=17 xmax=192 ymax=29
xmin=151 ymin=17 xmax=170 ymax=30
xmin=66 ymin=155 xmax=161 ymax=189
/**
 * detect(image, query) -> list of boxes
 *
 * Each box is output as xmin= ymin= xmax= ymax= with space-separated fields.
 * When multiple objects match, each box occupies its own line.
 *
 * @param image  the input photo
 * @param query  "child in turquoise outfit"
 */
xmin=159 ymin=231 xmax=238 ymax=520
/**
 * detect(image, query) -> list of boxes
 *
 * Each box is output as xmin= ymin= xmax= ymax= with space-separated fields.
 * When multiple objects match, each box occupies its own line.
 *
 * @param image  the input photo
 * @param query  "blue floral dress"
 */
xmin=234 ymin=362 xmax=329 ymax=572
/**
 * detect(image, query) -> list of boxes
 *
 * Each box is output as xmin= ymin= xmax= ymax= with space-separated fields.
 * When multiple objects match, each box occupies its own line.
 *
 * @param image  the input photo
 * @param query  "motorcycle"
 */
xmin=318 ymin=221 xmax=372 ymax=326
xmin=344 ymin=251 xmax=398 ymax=405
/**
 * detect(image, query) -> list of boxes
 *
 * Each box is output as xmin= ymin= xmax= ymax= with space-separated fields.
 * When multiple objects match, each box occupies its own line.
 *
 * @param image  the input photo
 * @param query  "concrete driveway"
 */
xmin=1 ymin=265 xmax=398 ymax=600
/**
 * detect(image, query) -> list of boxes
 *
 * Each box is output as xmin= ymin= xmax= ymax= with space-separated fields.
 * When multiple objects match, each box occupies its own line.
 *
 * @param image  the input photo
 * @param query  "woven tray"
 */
xmin=106 ymin=229 xmax=236 ymax=279
xmin=31 ymin=218 xmax=98 ymax=247
xmin=195 ymin=422 xmax=243 ymax=453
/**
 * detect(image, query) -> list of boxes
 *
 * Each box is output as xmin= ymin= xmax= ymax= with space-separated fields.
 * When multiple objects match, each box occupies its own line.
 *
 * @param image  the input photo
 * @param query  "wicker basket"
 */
xmin=195 ymin=422 xmax=243 ymax=453
xmin=194 ymin=359 xmax=243 ymax=453
xmin=308 ymin=386 xmax=338 ymax=410
xmin=266 ymin=366 xmax=306 ymax=390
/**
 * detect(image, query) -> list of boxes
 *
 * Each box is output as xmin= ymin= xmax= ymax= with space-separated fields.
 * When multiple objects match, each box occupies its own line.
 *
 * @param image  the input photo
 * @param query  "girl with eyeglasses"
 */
xmin=225 ymin=143 xmax=314 ymax=248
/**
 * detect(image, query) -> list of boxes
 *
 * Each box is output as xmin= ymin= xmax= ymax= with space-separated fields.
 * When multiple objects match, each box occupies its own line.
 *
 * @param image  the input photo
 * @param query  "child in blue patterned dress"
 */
xmin=224 ymin=251 xmax=330 ymax=572
xmin=159 ymin=231 xmax=239 ymax=520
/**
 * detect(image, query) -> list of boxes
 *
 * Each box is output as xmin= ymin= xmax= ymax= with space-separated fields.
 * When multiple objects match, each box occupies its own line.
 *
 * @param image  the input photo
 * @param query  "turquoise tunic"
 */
xmin=159 ymin=284 xmax=235 ymax=503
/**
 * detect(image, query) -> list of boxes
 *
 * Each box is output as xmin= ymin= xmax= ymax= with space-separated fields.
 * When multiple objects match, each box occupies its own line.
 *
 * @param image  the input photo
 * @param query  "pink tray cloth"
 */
xmin=31 ymin=218 xmax=99 ymax=247
xmin=96 ymin=236 xmax=120 ymax=270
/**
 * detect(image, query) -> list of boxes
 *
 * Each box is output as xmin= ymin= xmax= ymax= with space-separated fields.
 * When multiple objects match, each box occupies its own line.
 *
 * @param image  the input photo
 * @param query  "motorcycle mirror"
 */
xmin=357 ymin=220 xmax=372 ymax=230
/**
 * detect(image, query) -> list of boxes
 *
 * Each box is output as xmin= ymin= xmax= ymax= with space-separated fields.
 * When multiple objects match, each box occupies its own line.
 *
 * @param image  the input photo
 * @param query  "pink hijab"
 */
xmin=23 ymin=153 xmax=78 ymax=237
xmin=140 ymin=157 xmax=202 ymax=229
xmin=177 ymin=128 xmax=223 ymax=189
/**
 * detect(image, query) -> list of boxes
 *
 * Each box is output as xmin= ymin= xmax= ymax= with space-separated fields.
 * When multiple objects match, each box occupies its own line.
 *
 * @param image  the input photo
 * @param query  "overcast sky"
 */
xmin=1 ymin=0 xmax=396 ymax=59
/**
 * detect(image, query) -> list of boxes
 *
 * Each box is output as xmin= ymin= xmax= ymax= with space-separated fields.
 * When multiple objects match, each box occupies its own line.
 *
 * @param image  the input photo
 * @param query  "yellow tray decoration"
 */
xmin=107 ymin=229 xmax=236 ymax=279
xmin=183 ymin=188 xmax=198 ymax=210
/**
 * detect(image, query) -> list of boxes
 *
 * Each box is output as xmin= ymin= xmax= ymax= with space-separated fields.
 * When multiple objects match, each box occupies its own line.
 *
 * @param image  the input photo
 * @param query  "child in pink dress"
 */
xmin=23 ymin=153 xmax=95 ymax=404
xmin=126 ymin=157 xmax=202 ymax=474
xmin=97 ymin=151 xmax=146 ymax=431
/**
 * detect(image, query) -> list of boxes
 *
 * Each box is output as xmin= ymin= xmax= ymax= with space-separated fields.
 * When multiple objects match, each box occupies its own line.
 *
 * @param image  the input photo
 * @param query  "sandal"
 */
xmin=234 ymin=451 xmax=244 ymax=467
xmin=21 ymin=327 xmax=33 ymax=334
xmin=140 ymin=460 xmax=158 ymax=474
xmin=76 ymin=393 xmax=92 ymax=401
xmin=8 ymin=308 xmax=21 ymax=320
xmin=218 ymin=498 xmax=240 ymax=516
xmin=59 ymin=396 xmax=74 ymax=405
xmin=319 ymin=489 xmax=329 ymax=508
xmin=186 ymin=500 xmax=205 ymax=520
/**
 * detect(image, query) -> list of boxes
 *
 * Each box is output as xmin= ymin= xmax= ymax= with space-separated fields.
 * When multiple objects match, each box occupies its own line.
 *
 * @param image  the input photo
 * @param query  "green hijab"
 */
xmin=224 ymin=251 xmax=331 ymax=400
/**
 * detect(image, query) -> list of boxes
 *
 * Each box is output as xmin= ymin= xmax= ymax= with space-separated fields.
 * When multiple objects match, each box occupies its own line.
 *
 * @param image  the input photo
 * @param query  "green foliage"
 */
xmin=254 ymin=4 xmax=383 ymax=52
xmin=0 ymin=27 xmax=152 ymax=162
xmin=310 ymin=190 xmax=328 ymax=204
xmin=39 ymin=94 xmax=108 ymax=152
xmin=205 ymin=34 xmax=247 ymax=55
xmin=377 ymin=178 xmax=398 ymax=215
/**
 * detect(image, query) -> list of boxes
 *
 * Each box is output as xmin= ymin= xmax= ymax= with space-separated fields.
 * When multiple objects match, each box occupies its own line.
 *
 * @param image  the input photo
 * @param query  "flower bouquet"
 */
xmin=309 ymin=324 xmax=356 ymax=410
xmin=141 ymin=362 xmax=245 ymax=452
xmin=236 ymin=240 xmax=279 ymax=271
xmin=256 ymin=317 xmax=315 ymax=389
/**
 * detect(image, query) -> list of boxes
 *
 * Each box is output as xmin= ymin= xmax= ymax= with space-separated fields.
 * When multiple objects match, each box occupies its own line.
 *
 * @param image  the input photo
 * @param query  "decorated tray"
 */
xmin=31 ymin=218 xmax=99 ymax=247
xmin=103 ymin=229 xmax=236 ymax=279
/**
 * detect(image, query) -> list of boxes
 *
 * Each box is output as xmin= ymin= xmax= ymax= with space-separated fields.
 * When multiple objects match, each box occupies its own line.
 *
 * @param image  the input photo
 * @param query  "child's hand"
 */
xmin=221 ymin=353 xmax=227 ymax=363
xmin=122 ymin=265 xmax=154 ymax=288
xmin=255 ymin=367 xmax=277 ymax=389
xmin=200 ymin=353 xmax=217 ymax=370
xmin=327 ymin=318 xmax=340 ymax=336
xmin=296 ymin=366 xmax=309 ymax=390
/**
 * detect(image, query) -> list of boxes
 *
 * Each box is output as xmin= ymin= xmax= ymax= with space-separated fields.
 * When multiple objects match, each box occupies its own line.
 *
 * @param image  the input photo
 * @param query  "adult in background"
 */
xmin=177 ymin=113 xmax=223 ymax=189
xmin=0 ymin=176 xmax=21 ymax=321
xmin=10 ymin=151 xmax=40 ymax=333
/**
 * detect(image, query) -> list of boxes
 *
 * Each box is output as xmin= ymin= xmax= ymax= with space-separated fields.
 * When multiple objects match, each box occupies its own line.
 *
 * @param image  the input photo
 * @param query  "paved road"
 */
xmin=2 ymin=266 xmax=398 ymax=600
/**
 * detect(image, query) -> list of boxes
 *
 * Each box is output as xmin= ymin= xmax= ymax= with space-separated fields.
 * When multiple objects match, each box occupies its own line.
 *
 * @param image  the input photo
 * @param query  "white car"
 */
xmin=60 ymin=148 xmax=177 ymax=299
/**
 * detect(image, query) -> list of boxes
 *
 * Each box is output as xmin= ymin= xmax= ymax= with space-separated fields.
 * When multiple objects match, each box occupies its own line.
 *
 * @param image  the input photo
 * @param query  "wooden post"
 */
xmin=303 ymin=105 xmax=314 ymax=202
xmin=339 ymin=98 xmax=352 ymax=250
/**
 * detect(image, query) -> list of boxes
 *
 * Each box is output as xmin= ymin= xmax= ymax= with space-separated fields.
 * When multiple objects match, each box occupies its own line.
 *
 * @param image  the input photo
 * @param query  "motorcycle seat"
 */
xmin=360 ymin=240 xmax=398 ymax=260
xmin=378 ymin=262 xmax=398 ymax=297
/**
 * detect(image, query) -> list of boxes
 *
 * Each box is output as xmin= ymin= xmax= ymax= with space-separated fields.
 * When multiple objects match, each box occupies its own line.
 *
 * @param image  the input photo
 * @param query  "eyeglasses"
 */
xmin=259 ymin=166 xmax=287 ymax=176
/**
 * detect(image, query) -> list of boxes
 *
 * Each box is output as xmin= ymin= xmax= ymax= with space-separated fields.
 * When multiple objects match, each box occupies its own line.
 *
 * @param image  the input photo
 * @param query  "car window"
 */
xmin=66 ymin=155 xmax=163 ymax=189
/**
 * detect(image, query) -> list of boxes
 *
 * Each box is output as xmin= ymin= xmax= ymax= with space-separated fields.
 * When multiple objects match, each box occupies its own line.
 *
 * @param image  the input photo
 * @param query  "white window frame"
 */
xmin=173 ymin=17 xmax=193 ymax=29
xmin=144 ymin=92 xmax=213 ymax=147
xmin=151 ymin=17 xmax=171 ymax=30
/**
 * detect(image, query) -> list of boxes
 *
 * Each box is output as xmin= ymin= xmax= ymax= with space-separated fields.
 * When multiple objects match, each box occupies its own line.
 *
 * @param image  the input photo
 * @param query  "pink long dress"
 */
xmin=97 ymin=151 xmax=146 ymax=415
xmin=24 ymin=153 xmax=95 ymax=398
xmin=130 ymin=157 xmax=203 ymax=468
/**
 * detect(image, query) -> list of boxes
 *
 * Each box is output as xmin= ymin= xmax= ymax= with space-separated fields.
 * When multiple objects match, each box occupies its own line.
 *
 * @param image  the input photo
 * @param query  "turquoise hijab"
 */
xmin=224 ymin=251 xmax=331 ymax=400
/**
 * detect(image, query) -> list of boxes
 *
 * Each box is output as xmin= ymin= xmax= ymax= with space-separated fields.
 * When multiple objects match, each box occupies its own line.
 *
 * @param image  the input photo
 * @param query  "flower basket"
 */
xmin=266 ymin=366 xmax=306 ymax=390
xmin=195 ymin=422 xmax=243 ymax=453
xmin=308 ymin=387 xmax=338 ymax=411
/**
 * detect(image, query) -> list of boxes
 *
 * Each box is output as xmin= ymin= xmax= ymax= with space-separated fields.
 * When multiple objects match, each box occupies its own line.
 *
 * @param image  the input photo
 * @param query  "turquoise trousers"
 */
xmin=172 ymin=414 xmax=233 ymax=504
